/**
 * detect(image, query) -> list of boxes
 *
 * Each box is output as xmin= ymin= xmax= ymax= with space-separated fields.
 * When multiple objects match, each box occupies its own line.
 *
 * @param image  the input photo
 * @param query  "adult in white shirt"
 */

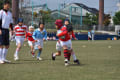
xmin=0 ymin=1 xmax=13 ymax=64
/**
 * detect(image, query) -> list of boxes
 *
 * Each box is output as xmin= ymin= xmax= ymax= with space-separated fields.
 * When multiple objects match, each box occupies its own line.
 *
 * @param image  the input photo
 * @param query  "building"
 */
xmin=23 ymin=4 xmax=49 ymax=13
xmin=51 ymin=3 xmax=99 ymax=24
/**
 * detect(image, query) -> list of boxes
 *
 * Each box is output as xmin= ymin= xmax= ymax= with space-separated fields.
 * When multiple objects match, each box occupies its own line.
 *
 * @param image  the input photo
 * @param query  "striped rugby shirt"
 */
xmin=14 ymin=24 xmax=27 ymax=37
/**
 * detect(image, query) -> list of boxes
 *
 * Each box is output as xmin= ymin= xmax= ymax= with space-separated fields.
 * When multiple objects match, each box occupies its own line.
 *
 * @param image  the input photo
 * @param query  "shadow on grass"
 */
xmin=5 ymin=62 xmax=23 ymax=64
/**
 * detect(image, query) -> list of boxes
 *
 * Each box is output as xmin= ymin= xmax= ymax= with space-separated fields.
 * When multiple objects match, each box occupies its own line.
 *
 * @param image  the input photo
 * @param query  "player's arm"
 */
xmin=9 ymin=13 xmax=13 ymax=31
xmin=24 ymin=26 xmax=28 ymax=41
xmin=13 ymin=26 xmax=16 ymax=35
xmin=43 ymin=31 xmax=47 ymax=41
xmin=32 ymin=31 xmax=37 ymax=42
xmin=72 ymin=31 xmax=76 ymax=38
xmin=0 ymin=11 xmax=2 ymax=35
xmin=25 ymin=32 xmax=28 ymax=41
xmin=57 ymin=28 xmax=68 ymax=37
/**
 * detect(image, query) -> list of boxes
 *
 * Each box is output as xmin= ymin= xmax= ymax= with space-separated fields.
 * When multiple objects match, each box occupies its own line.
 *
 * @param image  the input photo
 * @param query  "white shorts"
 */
xmin=28 ymin=41 xmax=35 ymax=46
xmin=15 ymin=36 xmax=25 ymax=46
xmin=56 ymin=41 xmax=62 ymax=51
xmin=60 ymin=40 xmax=72 ymax=50
xmin=34 ymin=39 xmax=43 ymax=49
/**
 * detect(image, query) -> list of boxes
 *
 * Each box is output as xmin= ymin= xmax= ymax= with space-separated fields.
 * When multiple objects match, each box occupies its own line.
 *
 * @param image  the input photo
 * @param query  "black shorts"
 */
xmin=0 ymin=29 xmax=9 ymax=46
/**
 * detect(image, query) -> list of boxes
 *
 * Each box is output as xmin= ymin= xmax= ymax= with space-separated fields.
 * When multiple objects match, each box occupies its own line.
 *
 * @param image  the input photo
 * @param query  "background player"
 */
xmin=25 ymin=26 xmax=35 ymax=57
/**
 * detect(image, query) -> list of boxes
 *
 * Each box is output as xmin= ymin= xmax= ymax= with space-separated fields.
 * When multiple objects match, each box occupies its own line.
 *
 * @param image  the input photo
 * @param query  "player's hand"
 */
xmin=74 ymin=38 xmax=78 ymax=40
xmin=0 ymin=29 xmax=2 ymax=35
xmin=35 ymin=40 xmax=38 ymax=42
xmin=11 ymin=30 xmax=14 ymax=35
xmin=43 ymin=38 xmax=46 ymax=41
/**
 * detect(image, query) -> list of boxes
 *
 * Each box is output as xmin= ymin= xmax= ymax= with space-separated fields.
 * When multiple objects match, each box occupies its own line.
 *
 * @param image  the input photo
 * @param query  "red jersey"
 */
xmin=57 ymin=26 xmax=76 ymax=41
xmin=25 ymin=32 xmax=34 ymax=41
xmin=57 ymin=26 xmax=71 ymax=41
xmin=14 ymin=25 xmax=27 ymax=37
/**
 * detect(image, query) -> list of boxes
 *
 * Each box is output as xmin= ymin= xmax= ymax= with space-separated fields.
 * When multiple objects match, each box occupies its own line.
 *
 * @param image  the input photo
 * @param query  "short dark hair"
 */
xmin=4 ymin=1 xmax=10 ymax=5
xmin=66 ymin=24 xmax=73 ymax=32
xmin=39 ymin=22 xmax=45 ymax=26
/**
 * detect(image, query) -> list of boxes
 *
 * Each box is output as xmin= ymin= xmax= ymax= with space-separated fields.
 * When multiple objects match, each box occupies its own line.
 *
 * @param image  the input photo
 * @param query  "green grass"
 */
xmin=0 ymin=40 xmax=120 ymax=80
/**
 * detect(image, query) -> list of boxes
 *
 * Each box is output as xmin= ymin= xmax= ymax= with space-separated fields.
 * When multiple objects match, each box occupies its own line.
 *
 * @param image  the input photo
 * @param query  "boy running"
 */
xmin=32 ymin=22 xmax=47 ymax=60
xmin=14 ymin=18 xmax=27 ymax=61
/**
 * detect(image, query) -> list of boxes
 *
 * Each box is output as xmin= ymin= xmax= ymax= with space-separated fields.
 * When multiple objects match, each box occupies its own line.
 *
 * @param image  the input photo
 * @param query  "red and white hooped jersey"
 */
xmin=25 ymin=32 xmax=35 ymax=41
xmin=14 ymin=24 xmax=27 ymax=37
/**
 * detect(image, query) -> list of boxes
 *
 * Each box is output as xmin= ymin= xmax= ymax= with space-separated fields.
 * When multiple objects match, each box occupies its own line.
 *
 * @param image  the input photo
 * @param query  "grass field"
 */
xmin=0 ymin=40 xmax=120 ymax=80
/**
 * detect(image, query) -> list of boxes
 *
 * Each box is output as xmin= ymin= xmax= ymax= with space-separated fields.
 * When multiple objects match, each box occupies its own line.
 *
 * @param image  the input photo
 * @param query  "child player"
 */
xmin=32 ymin=22 xmax=47 ymax=60
xmin=88 ymin=30 xmax=91 ymax=41
xmin=14 ymin=18 xmax=27 ymax=61
xmin=52 ymin=20 xmax=63 ymax=61
xmin=54 ymin=19 xmax=72 ymax=66
xmin=25 ymin=26 xmax=35 ymax=57
xmin=52 ymin=19 xmax=80 ymax=65
xmin=64 ymin=19 xmax=80 ymax=64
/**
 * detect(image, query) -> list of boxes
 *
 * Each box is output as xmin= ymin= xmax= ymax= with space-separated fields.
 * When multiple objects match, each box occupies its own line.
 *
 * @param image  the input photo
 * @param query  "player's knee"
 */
xmin=31 ymin=46 xmax=34 ymax=48
xmin=17 ymin=45 xmax=21 ymax=49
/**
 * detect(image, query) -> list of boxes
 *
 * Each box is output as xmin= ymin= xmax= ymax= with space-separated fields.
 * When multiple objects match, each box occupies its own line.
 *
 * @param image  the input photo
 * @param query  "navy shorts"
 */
xmin=0 ymin=29 xmax=9 ymax=46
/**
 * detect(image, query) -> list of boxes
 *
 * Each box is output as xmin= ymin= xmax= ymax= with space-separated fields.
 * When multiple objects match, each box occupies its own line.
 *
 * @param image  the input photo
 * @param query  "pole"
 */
xmin=80 ymin=7 xmax=83 ymax=26
xmin=98 ymin=0 xmax=104 ymax=30
xmin=58 ymin=4 xmax=60 ymax=18
xmin=32 ymin=0 xmax=34 ymax=26
xmin=69 ymin=6 xmax=72 ymax=22
xmin=12 ymin=0 xmax=19 ymax=24
xmin=45 ymin=0 xmax=47 ymax=11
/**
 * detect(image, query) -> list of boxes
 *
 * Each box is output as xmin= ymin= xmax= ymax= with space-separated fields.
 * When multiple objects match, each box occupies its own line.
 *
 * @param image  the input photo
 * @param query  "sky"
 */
xmin=29 ymin=0 xmax=119 ymax=16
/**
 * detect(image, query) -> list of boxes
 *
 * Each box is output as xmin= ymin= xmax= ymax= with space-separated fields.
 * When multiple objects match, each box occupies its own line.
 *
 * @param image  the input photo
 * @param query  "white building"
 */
xmin=51 ymin=3 xmax=99 ymax=24
xmin=23 ymin=4 xmax=49 ymax=13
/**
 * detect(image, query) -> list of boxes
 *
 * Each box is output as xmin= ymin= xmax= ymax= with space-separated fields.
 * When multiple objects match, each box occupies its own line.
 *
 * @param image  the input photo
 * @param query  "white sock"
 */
xmin=53 ymin=53 xmax=56 ymax=57
xmin=2 ymin=48 xmax=8 ymax=60
xmin=0 ymin=48 xmax=3 ymax=61
xmin=72 ymin=52 xmax=77 ymax=60
xmin=14 ymin=48 xmax=19 ymax=57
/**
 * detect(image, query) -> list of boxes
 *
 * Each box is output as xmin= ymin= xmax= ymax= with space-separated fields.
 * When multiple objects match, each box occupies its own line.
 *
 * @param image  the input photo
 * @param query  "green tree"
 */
xmin=0 ymin=0 xmax=4 ymax=9
xmin=103 ymin=14 xmax=111 ymax=26
xmin=113 ymin=11 xmax=120 ymax=25
xmin=39 ymin=10 xmax=53 ymax=23
xmin=33 ymin=12 xmax=37 ymax=17
xmin=83 ymin=13 xmax=98 ymax=26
